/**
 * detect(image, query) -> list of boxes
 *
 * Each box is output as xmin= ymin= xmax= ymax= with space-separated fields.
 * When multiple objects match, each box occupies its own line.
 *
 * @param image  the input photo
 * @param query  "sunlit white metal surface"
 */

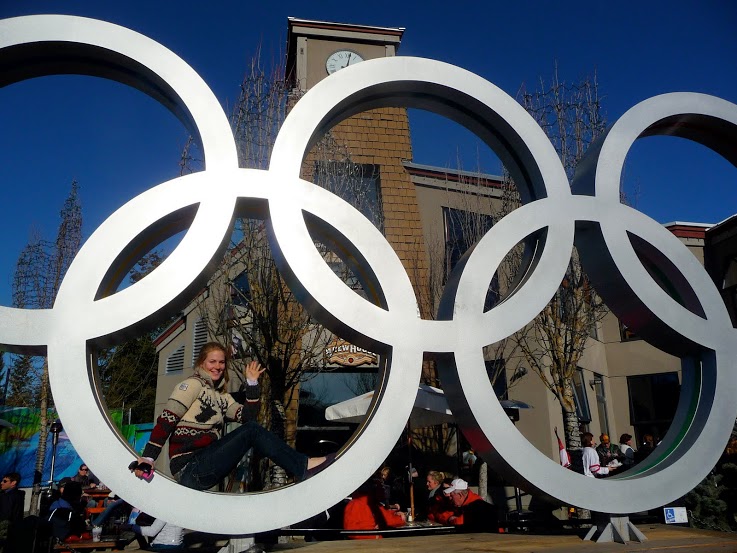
xmin=1 ymin=14 xmax=736 ymax=532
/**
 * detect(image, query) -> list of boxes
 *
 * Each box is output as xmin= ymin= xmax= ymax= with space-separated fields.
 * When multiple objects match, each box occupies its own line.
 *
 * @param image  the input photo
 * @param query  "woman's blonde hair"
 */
xmin=427 ymin=470 xmax=445 ymax=485
xmin=195 ymin=341 xmax=230 ymax=385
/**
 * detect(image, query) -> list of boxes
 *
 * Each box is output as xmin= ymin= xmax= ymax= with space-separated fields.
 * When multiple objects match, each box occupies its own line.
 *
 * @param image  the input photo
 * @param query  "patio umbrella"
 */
xmin=325 ymin=384 xmax=454 ymax=427
xmin=499 ymin=399 xmax=533 ymax=410
xmin=326 ymin=384 xmax=454 ymax=522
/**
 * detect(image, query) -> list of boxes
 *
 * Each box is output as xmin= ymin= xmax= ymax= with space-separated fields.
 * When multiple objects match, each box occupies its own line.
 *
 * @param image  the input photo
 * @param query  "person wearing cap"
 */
xmin=443 ymin=478 xmax=499 ymax=532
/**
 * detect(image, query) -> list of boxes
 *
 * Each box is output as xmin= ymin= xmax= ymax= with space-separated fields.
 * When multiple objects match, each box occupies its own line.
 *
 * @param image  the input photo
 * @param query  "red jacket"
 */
xmin=343 ymin=492 xmax=405 ymax=539
xmin=448 ymin=490 xmax=499 ymax=532
xmin=427 ymin=489 xmax=454 ymax=524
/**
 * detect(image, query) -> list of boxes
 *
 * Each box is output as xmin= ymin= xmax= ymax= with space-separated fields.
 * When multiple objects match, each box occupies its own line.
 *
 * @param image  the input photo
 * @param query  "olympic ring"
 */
xmin=1 ymin=14 xmax=736 ymax=532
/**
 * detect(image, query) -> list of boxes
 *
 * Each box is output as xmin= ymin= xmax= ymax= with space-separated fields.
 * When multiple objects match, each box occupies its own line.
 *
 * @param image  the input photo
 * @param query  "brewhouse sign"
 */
xmin=324 ymin=337 xmax=377 ymax=367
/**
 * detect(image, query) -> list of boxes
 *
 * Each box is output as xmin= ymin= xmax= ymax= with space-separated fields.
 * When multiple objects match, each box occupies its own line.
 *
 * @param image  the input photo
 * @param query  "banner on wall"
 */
xmin=0 ymin=407 xmax=152 ymax=487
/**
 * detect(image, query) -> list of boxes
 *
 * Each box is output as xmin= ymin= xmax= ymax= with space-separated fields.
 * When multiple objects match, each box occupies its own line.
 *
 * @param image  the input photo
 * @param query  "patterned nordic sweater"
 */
xmin=142 ymin=367 xmax=260 ymax=477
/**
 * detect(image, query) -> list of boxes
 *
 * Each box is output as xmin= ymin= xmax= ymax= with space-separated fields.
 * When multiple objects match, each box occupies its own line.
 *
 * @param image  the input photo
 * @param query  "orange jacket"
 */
xmin=427 ymin=489 xmax=455 ymax=524
xmin=343 ymin=492 xmax=405 ymax=539
xmin=448 ymin=490 xmax=499 ymax=532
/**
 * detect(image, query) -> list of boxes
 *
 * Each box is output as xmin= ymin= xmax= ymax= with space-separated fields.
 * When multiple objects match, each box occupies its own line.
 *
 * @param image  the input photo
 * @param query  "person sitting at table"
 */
xmin=426 ymin=471 xmax=453 ymax=524
xmin=372 ymin=466 xmax=404 ymax=511
xmin=444 ymin=478 xmax=499 ymax=532
xmin=58 ymin=477 xmax=71 ymax=494
xmin=71 ymin=463 xmax=99 ymax=489
xmin=343 ymin=480 xmax=406 ymax=539
xmin=72 ymin=463 xmax=102 ymax=508
xmin=90 ymin=495 xmax=131 ymax=529
xmin=131 ymin=516 xmax=184 ymax=551
xmin=47 ymin=481 xmax=91 ymax=543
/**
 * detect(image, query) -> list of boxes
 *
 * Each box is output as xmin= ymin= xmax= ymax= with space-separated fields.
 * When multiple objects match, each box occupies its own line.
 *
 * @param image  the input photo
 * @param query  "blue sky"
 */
xmin=0 ymin=1 xmax=735 ymax=306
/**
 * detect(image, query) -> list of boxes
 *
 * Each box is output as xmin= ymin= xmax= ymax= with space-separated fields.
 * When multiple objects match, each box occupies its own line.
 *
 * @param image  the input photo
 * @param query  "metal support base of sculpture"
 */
xmin=218 ymin=536 xmax=255 ymax=553
xmin=583 ymin=513 xmax=647 ymax=544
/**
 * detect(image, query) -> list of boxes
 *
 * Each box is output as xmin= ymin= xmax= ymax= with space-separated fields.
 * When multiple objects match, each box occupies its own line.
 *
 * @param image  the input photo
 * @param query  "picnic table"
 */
xmin=52 ymin=535 xmax=129 ymax=552
xmin=280 ymin=520 xmax=457 ymax=539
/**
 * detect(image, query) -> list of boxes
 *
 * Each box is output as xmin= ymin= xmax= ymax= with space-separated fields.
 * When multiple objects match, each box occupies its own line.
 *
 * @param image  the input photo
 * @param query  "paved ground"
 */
xmin=119 ymin=525 xmax=737 ymax=553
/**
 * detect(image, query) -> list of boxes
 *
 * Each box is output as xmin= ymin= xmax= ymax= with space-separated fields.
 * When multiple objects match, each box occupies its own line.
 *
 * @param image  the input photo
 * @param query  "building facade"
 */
xmin=150 ymin=18 xmax=729 ymax=502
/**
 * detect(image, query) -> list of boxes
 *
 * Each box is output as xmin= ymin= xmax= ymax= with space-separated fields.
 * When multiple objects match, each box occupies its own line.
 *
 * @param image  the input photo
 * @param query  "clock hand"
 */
xmin=344 ymin=52 xmax=352 ymax=67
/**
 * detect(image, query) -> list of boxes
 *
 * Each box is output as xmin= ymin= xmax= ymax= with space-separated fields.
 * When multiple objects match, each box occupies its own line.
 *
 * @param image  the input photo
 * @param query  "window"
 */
xmin=572 ymin=368 xmax=591 ymax=425
xmin=314 ymin=162 xmax=383 ymax=231
xmin=443 ymin=207 xmax=497 ymax=309
xmin=592 ymin=373 xmax=610 ymax=436
xmin=619 ymin=320 xmax=641 ymax=342
xmin=166 ymin=345 xmax=184 ymax=373
xmin=627 ymin=372 xmax=680 ymax=442
xmin=231 ymin=270 xmax=251 ymax=307
xmin=485 ymin=359 xmax=507 ymax=399
xmin=192 ymin=318 xmax=208 ymax=365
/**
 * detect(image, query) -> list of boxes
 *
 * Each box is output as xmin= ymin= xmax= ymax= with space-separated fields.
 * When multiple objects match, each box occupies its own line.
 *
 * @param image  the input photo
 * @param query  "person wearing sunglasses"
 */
xmin=0 ymin=472 xmax=23 ymax=551
xmin=71 ymin=464 xmax=99 ymax=489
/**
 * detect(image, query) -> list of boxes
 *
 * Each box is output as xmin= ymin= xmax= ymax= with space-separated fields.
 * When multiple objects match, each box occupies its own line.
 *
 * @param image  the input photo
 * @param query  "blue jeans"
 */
xmin=177 ymin=421 xmax=307 ymax=490
xmin=91 ymin=498 xmax=128 ymax=526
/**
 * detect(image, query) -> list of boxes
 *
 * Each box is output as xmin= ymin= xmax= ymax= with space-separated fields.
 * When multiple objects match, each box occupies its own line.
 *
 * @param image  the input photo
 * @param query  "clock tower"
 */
xmin=286 ymin=17 xmax=403 ymax=91
xmin=286 ymin=18 xmax=431 ymax=318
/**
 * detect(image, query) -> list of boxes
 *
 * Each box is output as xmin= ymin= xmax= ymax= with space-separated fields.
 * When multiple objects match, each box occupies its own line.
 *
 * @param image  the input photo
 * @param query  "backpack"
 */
xmin=47 ymin=507 xmax=85 ymax=540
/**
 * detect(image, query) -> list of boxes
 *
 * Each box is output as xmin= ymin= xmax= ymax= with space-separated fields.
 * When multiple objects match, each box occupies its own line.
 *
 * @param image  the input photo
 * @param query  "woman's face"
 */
xmin=202 ymin=349 xmax=226 ymax=382
xmin=426 ymin=475 xmax=440 ymax=491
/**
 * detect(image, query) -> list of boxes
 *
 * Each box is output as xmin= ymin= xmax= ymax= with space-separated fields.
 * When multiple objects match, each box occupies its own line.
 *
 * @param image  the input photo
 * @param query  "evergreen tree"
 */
xmin=5 ymin=355 xmax=37 ymax=407
xmin=96 ymin=251 xmax=165 ymax=424
xmin=97 ymin=335 xmax=158 ymax=424
xmin=686 ymin=471 xmax=731 ymax=532
xmin=11 ymin=181 xmax=82 ymax=515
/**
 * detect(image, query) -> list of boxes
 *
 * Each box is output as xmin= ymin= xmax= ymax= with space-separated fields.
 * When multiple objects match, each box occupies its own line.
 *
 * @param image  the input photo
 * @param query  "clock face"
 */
xmin=326 ymin=49 xmax=365 ymax=74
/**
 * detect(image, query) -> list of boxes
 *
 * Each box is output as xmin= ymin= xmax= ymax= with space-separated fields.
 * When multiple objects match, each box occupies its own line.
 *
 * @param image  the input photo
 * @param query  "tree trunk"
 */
xmin=561 ymin=380 xmax=582 ymax=450
xmin=563 ymin=409 xmax=581 ymax=450
xmin=264 ymin=399 xmax=288 ymax=489
xmin=283 ymin=383 xmax=300 ymax=448
xmin=561 ymin=381 xmax=590 ymax=518
xmin=478 ymin=461 xmax=488 ymax=501
xmin=29 ymin=361 xmax=50 ymax=516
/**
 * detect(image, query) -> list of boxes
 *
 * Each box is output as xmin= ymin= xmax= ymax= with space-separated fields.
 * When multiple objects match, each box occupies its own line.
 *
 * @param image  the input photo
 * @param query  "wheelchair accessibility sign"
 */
xmin=664 ymin=507 xmax=688 ymax=524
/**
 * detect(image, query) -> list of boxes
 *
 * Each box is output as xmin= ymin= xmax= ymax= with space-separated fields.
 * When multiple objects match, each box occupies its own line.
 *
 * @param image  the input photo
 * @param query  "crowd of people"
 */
xmin=0 ymin=461 xmax=187 ymax=552
xmin=0 ymin=339 xmax=686 ymax=548
xmin=43 ymin=465 xmax=185 ymax=551
xmin=340 ymin=466 xmax=500 ymax=537
xmin=580 ymin=432 xmax=660 ymax=478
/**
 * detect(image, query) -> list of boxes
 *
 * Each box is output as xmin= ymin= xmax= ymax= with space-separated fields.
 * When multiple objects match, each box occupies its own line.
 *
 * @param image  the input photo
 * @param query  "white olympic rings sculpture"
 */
xmin=1 ymin=15 xmax=736 ymax=533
